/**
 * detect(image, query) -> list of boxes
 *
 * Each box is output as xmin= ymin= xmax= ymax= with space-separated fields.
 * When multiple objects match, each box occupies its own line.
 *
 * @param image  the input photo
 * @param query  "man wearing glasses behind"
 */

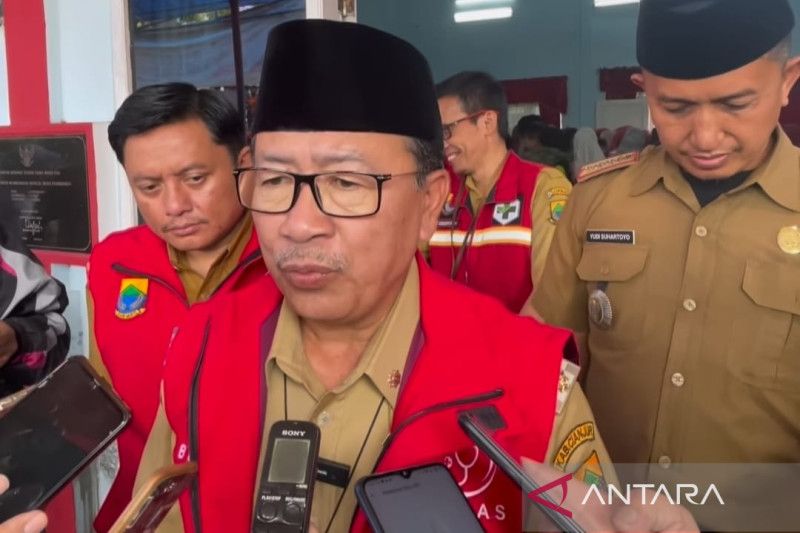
xmin=429 ymin=72 xmax=572 ymax=312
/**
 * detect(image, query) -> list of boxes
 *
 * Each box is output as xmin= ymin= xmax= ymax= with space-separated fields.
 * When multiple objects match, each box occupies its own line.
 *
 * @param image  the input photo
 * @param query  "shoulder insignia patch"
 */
xmin=556 ymin=359 xmax=580 ymax=414
xmin=578 ymin=152 xmax=639 ymax=183
xmin=573 ymin=450 xmax=605 ymax=485
xmin=554 ymin=422 xmax=596 ymax=470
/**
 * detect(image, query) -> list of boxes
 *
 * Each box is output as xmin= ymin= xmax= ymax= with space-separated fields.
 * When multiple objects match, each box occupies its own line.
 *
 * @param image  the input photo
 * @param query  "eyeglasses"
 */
xmin=234 ymin=168 xmax=420 ymax=218
xmin=442 ymin=111 xmax=488 ymax=141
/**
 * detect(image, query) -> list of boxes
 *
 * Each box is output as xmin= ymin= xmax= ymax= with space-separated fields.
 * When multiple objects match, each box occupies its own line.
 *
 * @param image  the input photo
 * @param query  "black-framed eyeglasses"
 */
xmin=234 ymin=168 xmax=420 ymax=218
xmin=442 ymin=110 xmax=488 ymax=141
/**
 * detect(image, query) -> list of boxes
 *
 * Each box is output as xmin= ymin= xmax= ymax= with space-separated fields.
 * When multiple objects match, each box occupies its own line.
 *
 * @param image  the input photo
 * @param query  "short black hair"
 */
xmin=108 ymin=83 xmax=245 ymax=165
xmin=435 ymin=71 xmax=509 ymax=142
xmin=510 ymin=115 xmax=548 ymax=151
xmin=766 ymin=34 xmax=793 ymax=65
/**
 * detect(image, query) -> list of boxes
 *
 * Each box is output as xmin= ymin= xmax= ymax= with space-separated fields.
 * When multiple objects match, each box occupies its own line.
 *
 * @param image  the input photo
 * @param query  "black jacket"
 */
xmin=0 ymin=203 xmax=70 ymax=396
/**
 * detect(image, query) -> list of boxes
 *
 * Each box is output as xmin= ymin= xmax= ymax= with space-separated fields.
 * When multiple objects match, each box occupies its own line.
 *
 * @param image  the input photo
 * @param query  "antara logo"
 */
xmin=529 ymin=473 xmax=726 ymax=520
xmin=582 ymin=484 xmax=725 ymax=506
xmin=282 ymin=430 xmax=306 ymax=437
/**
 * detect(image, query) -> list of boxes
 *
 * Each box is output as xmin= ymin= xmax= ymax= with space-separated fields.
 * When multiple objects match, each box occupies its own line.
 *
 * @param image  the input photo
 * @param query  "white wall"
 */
xmin=44 ymin=0 xmax=137 ymax=239
xmin=361 ymin=0 xmax=800 ymax=128
xmin=0 ymin=26 xmax=9 ymax=126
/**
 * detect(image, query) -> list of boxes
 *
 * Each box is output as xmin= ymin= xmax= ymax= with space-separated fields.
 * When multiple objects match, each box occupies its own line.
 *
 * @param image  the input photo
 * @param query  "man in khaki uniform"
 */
xmin=533 ymin=0 xmax=800 ymax=529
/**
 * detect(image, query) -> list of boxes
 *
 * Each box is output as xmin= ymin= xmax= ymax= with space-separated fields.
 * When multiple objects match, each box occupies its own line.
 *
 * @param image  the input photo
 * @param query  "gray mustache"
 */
xmin=274 ymin=247 xmax=347 ymax=271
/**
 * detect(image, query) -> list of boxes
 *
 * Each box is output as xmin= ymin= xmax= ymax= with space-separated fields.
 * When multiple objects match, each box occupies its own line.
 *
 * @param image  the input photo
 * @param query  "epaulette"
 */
xmin=577 ymin=152 xmax=639 ymax=183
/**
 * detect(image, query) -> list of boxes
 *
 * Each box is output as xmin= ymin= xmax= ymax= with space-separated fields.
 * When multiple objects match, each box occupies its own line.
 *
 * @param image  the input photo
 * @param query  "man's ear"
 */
xmin=418 ymin=168 xmax=449 ymax=243
xmin=237 ymin=145 xmax=253 ymax=167
xmin=781 ymin=56 xmax=800 ymax=106
xmin=482 ymin=110 xmax=500 ymax=138
xmin=631 ymin=72 xmax=645 ymax=91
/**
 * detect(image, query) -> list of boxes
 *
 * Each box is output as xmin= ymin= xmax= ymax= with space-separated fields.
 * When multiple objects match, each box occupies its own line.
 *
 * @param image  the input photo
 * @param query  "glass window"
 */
xmin=128 ymin=0 xmax=304 ymax=125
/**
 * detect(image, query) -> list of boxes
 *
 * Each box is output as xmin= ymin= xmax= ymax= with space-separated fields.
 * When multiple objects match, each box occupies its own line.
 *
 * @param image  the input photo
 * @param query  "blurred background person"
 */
xmin=0 ymin=190 xmax=69 ymax=397
xmin=432 ymin=72 xmax=572 ymax=311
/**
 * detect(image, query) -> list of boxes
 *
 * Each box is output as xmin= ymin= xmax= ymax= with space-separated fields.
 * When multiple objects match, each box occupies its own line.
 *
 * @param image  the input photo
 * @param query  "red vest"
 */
xmin=87 ymin=224 xmax=262 ymax=532
xmin=162 ymin=255 xmax=571 ymax=533
xmin=429 ymin=152 xmax=544 ymax=311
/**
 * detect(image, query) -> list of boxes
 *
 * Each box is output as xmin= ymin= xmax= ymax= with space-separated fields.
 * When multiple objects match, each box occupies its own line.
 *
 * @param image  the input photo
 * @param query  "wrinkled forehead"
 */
xmin=642 ymin=59 xmax=783 ymax=103
xmin=251 ymin=130 xmax=414 ymax=171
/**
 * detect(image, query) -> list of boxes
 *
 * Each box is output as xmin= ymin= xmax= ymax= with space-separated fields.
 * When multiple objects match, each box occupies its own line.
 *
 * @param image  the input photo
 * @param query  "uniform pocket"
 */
xmin=576 ymin=246 xmax=649 ymax=349
xmin=732 ymin=260 xmax=800 ymax=390
xmin=576 ymin=245 xmax=649 ymax=282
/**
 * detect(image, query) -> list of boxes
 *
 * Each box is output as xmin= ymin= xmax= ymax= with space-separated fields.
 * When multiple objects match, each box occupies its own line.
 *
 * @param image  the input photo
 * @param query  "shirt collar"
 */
xmin=629 ymin=130 xmax=800 ymax=212
xmin=465 ymin=150 xmax=510 ymax=205
xmin=269 ymin=261 xmax=420 ymax=408
xmin=168 ymin=214 xmax=252 ymax=273
xmin=748 ymin=128 xmax=800 ymax=212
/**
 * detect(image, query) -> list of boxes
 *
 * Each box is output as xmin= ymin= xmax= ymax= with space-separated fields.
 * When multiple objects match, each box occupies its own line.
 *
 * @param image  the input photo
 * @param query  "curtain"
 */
xmin=501 ymin=76 xmax=568 ymax=127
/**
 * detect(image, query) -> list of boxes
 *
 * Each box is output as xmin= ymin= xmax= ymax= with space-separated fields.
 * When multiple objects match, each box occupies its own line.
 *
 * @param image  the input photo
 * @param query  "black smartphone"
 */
xmin=0 ymin=357 xmax=131 ymax=521
xmin=253 ymin=420 xmax=321 ymax=533
xmin=458 ymin=411 xmax=584 ymax=533
xmin=355 ymin=463 xmax=485 ymax=533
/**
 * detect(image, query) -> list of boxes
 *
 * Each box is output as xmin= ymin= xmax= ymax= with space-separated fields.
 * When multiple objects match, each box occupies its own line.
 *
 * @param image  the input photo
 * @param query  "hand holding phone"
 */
xmin=0 ymin=357 xmax=130 ymax=522
xmin=109 ymin=462 xmax=197 ymax=533
xmin=458 ymin=410 xmax=585 ymax=533
xmin=355 ymin=463 xmax=484 ymax=533
xmin=0 ymin=475 xmax=47 ymax=533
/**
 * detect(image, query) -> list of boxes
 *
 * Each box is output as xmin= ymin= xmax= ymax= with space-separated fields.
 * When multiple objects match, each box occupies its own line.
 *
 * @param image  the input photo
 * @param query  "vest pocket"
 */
xmin=731 ymin=260 xmax=800 ymax=390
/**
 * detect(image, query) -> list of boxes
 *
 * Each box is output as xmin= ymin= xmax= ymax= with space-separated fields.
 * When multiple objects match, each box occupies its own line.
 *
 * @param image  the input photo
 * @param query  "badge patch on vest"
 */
xmin=115 ymin=278 xmax=149 ymax=319
xmin=492 ymin=199 xmax=521 ymax=226
xmin=442 ymin=192 xmax=457 ymax=217
xmin=438 ymin=192 xmax=458 ymax=228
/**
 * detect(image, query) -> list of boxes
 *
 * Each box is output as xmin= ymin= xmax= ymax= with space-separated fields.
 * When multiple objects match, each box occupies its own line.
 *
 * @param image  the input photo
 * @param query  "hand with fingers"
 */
xmin=522 ymin=459 xmax=699 ymax=533
xmin=0 ymin=476 xmax=47 ymax=533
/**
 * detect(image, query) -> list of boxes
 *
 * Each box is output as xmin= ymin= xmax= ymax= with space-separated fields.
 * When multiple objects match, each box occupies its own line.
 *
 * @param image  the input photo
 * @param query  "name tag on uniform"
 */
xmin=316 ymin=458 xmax=351 ymax=488
xmin=586 ymin=230 xmax=635 ymax=245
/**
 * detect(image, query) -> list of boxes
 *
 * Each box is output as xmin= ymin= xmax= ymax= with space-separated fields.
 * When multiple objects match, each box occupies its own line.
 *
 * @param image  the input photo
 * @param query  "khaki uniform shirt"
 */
xmin=89 ymin=215 xmax=253 ymax=532
xmin=534 ymin=131 xmax=800 ymax=473
xmin=256 ymin=262 xmax=614 ymax=532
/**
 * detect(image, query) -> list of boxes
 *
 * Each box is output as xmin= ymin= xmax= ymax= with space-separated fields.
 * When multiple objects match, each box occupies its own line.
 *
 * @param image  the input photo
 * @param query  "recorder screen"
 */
xmin=267 ymin=438 xmax=310 ymax=484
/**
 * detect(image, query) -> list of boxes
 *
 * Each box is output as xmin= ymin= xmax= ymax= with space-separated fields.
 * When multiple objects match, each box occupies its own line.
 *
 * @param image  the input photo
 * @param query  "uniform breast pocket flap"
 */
xmin=737 ymin=260 xmax=800 ymax=388
xmin=576 ymin=246 xmax=649 ymax=282
xmin=743 ymin=261 xmax=800 ymax=316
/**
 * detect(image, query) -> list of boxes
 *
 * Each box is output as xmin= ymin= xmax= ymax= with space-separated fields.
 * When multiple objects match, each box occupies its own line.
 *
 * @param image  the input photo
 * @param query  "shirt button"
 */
xmin=317 ymin=411 xmax=332 ymax=427
xmin=658 ymin=455 xmax=672 ymax=469
xmin=695 ymin=226 xmax=708 ymax=237
xmin=671 ymin=372 xmax=685 ymax=387
xmin=683 ymin=298 xmax=697 ymax=312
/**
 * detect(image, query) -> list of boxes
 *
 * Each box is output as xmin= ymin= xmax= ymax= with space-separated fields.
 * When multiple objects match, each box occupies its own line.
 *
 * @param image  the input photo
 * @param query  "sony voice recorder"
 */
xmin=253 ymin=420 xmax=321 ymax=533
